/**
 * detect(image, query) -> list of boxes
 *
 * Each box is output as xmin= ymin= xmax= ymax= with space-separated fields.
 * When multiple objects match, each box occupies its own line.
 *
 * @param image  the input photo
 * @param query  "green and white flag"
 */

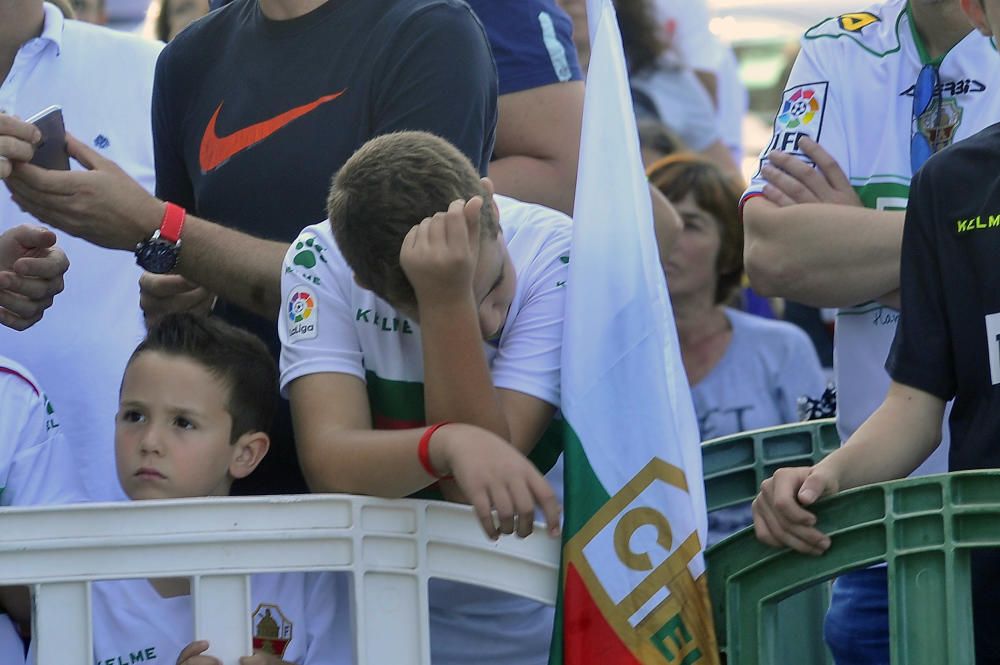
xmin=549 ymin=1 xmax=718 ymax=662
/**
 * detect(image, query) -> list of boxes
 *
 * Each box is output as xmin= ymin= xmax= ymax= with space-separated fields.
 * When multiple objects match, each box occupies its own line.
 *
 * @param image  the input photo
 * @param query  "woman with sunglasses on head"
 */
xmin=741 ymin=1 xmax=1000 ymax=663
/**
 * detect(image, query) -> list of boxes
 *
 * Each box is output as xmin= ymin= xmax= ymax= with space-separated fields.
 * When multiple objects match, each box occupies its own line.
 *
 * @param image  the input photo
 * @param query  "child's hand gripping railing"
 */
xmin=702 ymin=418 xmax=839 ymax=665
xmin=708 ymin=470 xmax=1000 ymax=665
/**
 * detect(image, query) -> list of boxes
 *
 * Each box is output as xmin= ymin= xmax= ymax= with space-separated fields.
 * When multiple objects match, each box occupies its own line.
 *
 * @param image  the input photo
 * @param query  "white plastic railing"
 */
xmin=0 ymin=495 xmax=561 ymax=665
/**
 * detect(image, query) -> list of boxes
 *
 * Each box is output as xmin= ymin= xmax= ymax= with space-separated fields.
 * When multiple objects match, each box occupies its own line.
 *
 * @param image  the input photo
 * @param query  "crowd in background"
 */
xmin=4 ymin=0 xmax=999 ymax=662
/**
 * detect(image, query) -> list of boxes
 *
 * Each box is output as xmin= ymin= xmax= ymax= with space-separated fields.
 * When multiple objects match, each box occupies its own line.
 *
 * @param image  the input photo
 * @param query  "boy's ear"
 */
xmin=229 ymin=431 xmax=270 ymax=480
xmin=960 ymin=0 xmax=992 ymax=35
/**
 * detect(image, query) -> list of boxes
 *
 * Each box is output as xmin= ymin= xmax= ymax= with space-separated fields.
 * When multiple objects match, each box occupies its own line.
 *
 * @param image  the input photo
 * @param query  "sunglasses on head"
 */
xmin=910 ymin=63 xmax=942 ymax=174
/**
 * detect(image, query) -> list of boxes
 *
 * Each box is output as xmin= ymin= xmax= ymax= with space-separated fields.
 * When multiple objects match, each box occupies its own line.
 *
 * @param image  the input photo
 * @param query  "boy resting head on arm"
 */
xmin=280 ymin=131 xmax=571 ymax=541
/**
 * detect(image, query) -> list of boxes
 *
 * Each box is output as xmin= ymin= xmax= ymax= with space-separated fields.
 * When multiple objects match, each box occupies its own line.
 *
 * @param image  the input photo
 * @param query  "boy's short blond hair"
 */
xmin=328 ymin=131 xmax=498 ymax=308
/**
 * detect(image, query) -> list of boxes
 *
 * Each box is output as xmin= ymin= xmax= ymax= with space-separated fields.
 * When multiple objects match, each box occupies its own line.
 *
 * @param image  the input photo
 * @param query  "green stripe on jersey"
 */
xmin=365 ymin=370 xmax=565 ymax=475
xmin=853 ymin=181 xmax=910 ymax=211
xmin=365 ymin=370 xmax=424 ymax=424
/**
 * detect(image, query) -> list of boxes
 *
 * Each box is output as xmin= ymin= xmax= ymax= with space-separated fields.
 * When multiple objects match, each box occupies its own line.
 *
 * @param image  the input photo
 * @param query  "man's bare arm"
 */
xmin=743 ymin=196 xmax=904 ymax=307
xmin=7 ymin=135 xmax=287 ymax=319
xmin=488 ymin=82 xmax=584 ymax=216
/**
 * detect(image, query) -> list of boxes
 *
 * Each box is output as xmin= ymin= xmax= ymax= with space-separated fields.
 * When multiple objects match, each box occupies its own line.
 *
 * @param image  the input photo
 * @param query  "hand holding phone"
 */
xmin=24 ymin=105 xmax=70 ymax=171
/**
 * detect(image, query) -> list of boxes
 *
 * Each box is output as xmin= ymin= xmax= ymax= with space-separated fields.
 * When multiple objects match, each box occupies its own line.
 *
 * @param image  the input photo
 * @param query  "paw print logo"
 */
xmin=93 ymin=134 xmax=110 ymax=150
xmin=293 ymin=236 xmax=327 ymax=269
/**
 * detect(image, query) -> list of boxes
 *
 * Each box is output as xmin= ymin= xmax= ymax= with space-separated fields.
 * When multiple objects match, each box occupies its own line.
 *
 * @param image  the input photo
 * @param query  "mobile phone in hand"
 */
xmin=24 ymin=105 xmax=70 ymax=171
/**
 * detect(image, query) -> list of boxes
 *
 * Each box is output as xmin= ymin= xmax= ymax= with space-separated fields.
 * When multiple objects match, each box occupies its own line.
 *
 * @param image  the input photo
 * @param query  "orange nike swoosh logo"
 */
xmin=199 ymin=90 xmax=345 ymax=173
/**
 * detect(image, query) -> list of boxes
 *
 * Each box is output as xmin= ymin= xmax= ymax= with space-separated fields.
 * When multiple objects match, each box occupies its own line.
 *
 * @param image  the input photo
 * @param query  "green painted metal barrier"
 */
xmin=702 ymin=419 xmax=839 ymax=665
xmin=707 ymin=470 xmax=1000 ymax=665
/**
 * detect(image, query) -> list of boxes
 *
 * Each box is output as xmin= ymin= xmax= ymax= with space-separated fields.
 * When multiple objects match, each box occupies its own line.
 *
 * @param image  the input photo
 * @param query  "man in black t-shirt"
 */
xmin=6 ymin=0 xmax=498 ymax=494
xmin=750 ymin=2 xmax=1000 ymax=659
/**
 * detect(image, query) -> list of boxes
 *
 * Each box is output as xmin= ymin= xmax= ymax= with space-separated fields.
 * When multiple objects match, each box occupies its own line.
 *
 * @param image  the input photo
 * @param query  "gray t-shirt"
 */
xmin=693 ymin=308 xmax=827 ymax=545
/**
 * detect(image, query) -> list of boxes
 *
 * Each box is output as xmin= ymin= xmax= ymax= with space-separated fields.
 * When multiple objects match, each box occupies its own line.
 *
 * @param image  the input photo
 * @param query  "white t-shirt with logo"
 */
xmin=743 ymin=0 xmax=1000 ymax=469
xmin=1 ymin=358 xmax=86 ymax=665
xmin=59 ymin=573 xmax=350 ymax=665
xmin=0 ymin=4 xmax=162 ymax=503
xmin=279 ymin=195 xmax=571 ymax=665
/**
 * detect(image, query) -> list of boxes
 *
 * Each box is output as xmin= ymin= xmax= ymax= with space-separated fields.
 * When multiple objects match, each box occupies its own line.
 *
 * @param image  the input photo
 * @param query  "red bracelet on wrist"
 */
xmin=418 ymin=422 xmax=454 ymax=480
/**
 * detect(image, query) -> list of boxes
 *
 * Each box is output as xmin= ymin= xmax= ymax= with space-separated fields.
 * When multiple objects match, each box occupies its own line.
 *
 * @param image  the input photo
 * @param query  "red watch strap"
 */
xmin=159 ymin=202 xmax=186 ymax=244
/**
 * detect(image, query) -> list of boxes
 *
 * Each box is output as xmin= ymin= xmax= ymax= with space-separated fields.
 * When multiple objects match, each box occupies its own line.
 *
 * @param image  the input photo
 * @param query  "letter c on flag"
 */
xmin=613 ymin=507 xmax=673 ymax=571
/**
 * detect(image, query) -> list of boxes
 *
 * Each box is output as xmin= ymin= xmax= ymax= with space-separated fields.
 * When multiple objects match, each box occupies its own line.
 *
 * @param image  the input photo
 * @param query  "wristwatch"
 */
xmin=135 ymin=202 xmax=186 ymax=274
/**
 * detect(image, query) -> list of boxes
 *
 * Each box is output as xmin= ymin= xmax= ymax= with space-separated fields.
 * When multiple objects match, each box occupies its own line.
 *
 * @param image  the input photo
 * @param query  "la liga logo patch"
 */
xmin=779 ymin=87 xmax=821 ymax=129
xmin=287 ymin=287 xmax=317 ymax=341
xmin=760 ymin=81 xmax=829 ymax=161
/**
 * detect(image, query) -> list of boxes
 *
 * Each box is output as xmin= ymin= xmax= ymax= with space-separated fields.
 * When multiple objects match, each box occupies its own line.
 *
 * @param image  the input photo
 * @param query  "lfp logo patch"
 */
xmin=764 ymin=81 xmax=829 ymax=157
xmin=779 ymin=87 xmax=820 ymax=129
xmin=287 ymin=287 xmax=317 ymax=341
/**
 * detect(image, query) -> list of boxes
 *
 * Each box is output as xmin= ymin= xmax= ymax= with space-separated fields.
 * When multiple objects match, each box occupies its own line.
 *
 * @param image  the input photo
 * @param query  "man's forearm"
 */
xmin=488 ymin=155 xmax=576 ymax=216
xmin=177 ymin=215 xmax=288 ymax=320
xmin=743 ymin=198 xmax=904 ymax=308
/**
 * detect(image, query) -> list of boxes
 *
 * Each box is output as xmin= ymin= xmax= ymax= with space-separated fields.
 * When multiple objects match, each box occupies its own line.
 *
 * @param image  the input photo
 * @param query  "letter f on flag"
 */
xmin=548 ymin=1 xmax=720 ymax=663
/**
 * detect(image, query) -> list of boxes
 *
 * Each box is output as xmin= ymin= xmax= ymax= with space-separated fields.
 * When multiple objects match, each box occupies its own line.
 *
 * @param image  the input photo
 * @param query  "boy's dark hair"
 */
xmin=647 ymin=154 xmax=746 ymax=304
xmin=127 ymin=313 xmax=277 ymax=440
xmin=327 ymin=131 xmax=498 ymax=309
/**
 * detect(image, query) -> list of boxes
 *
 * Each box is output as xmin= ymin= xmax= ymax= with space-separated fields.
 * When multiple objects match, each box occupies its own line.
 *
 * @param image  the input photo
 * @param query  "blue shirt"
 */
xmin=466 ymin=0 xmax=581 ymax=95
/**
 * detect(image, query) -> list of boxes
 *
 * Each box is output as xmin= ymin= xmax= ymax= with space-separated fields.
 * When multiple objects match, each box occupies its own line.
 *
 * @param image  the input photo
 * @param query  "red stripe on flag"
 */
xmin=563 ymin=563 xmax=642 ymax=665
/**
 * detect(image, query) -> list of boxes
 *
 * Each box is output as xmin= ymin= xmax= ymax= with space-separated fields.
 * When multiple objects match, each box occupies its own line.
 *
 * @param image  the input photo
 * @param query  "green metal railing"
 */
xmin=707 ymin=470 xmax=1000 ymax=665
xmin=702 ymin=419 xmax=839 ymax=665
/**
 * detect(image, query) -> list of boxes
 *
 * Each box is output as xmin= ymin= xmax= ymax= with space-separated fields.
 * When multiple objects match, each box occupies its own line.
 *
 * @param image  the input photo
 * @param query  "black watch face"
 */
xmin=136 ymin=241 xmax=178 ymax=274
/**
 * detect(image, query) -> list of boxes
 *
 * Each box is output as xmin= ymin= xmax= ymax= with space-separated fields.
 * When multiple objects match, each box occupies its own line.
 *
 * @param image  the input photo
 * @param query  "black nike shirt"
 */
xmin=151 ymin=0 xmax=498 ymax=494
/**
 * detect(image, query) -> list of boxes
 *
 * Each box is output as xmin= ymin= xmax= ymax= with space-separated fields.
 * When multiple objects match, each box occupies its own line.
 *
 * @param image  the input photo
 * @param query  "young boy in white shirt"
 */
xmin=280 ymin=130 xmax=570 ymax=665
xmin=30 ymin=314 xmax=349 ymax=665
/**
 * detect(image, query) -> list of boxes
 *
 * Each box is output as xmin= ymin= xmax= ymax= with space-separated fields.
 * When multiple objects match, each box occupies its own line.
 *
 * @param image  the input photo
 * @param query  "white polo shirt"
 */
xmin=0 ymin=4 xmax=162 ymax=502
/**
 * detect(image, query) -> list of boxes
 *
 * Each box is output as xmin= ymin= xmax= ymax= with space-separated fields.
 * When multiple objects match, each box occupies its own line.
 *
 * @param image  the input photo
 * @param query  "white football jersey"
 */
xmin=279 ymin=195 xmax=572 ymax=665
xmin=743 ymin=0 xmax=1000 ymax=460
